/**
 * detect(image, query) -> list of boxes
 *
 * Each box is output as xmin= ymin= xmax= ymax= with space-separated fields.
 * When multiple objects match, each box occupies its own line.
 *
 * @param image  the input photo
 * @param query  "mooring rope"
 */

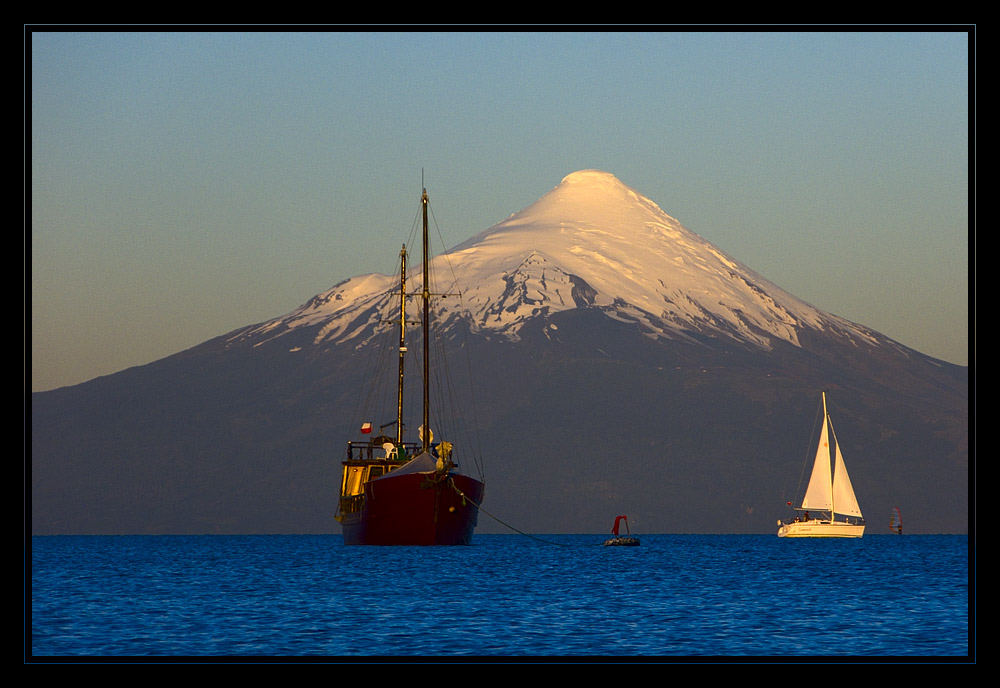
xmin=448 ymin=478 xmax=575 ymax=547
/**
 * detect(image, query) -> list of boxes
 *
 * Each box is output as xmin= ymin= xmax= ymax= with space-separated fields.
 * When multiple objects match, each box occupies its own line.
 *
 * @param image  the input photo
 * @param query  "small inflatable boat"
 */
xmin=603 ymin=515 xmax=640 ymax=546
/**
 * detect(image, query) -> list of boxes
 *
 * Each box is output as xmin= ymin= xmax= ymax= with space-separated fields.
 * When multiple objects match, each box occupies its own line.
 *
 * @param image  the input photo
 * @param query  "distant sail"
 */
xmin=891 ymin=507 xmax=903 ymax=535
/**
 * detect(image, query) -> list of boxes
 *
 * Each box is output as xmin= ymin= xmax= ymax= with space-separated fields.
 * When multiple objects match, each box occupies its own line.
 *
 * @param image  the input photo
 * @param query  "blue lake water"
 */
xmin=29 ymin=534 xmax=971 ymax=660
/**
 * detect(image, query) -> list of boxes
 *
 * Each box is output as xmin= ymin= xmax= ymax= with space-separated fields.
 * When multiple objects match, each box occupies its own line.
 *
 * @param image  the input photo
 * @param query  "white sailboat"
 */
xmin=778 ymin=392 xmax=865 ymax=538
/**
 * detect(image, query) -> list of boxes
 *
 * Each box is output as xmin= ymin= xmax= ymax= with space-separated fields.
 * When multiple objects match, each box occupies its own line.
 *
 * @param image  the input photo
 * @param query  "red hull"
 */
xmin=340 ymin=471 xmax=484 ymax=545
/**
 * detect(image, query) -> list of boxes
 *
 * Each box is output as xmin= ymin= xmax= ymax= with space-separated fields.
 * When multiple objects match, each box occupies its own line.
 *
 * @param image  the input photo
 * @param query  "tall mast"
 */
xmin=396 ymin=244 xmax=407 ymax=445
xmin=421 ymin=188 xmax=431 ymax=452
xmin=822 ymin=390 xmax=833 ymax=518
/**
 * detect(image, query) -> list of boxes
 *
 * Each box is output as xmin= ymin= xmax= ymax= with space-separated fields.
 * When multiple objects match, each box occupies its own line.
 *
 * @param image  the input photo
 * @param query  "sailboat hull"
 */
xmin=339 ymin=471 xmax=484 ymax=545
xmin=777 ymin=521 xmax=865 ymax=538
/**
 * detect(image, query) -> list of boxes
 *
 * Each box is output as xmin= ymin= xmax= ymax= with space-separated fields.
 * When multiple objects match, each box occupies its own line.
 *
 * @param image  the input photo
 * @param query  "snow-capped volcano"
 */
xmin=238 ymin=170 xmax=875 ymax=353
xmin=33 ymin=170 xmax=969 ymax=537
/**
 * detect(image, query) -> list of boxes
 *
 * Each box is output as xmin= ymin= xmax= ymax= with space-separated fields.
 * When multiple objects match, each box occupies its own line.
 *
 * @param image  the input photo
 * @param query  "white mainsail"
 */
xmin=797 ymin=392 xmax=862 ymax=519
xmin=801 ymin=414 xmax=833 ymax=511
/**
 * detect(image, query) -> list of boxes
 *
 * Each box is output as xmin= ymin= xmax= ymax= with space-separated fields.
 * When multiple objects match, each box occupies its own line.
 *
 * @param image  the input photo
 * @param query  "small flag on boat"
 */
xmin=361 ymin=422 xmax=372 ymax=434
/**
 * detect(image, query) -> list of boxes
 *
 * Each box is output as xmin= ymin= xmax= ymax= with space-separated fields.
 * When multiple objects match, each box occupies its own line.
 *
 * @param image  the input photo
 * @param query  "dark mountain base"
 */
xmin=31 ymin=307 xmax=968 ymax=535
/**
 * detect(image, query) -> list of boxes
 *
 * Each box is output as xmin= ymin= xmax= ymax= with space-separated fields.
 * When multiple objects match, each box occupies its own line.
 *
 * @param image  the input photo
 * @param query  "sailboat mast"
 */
xmin=396 ymin=244 xmax=407 ymax=445
xmin=822 ymin=390 xmax=835 ymax=519
xmin=421 ymin=188 xmax=431 ymax=452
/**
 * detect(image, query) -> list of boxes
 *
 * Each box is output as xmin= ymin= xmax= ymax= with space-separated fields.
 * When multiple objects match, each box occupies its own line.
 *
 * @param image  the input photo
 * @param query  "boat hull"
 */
xmin=777 ymin=520 xmax=865 ymax=538
xmin=339 ymin=471 xmax=484 ymax=545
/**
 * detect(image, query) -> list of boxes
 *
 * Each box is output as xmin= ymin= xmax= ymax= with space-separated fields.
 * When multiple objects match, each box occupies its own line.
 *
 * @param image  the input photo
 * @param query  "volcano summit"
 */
xmin=238 ymin=170 xmax=884 ymax=357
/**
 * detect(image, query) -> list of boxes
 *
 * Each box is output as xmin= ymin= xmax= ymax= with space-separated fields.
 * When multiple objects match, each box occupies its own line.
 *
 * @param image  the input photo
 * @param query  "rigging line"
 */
xmin=425 ymin=308 xmax=460 ymax=427
xmin=784 ymin=397 xmax=824 ymax=506
xmin=369 ymin=294 xmax=399 ymax=410
xmin=425 ymin=201 xmax=487 ymax=480
xmin=428 ymin=249 xmax=486 ymax=478
xmin=407 ymin=198 xmax=423 ymax=257
xmin=351 ymin=290 xmax=395 ymax=430
xmin=425 ymin=201 xmax=468 ymax=312
xmin=456 ymin=302 xmax=486 ymax=479
xmin=350 ymin=267 xmax=401 ymax=424
xmin=418 ymin=196 xmax=486 ymax=480
xmin=431 ymin=311 xmax=485 ymax=480
xmin=427 ymin=329 xmax=474 ymax=475
xmin=356 ymin=257 xmax=409 ymax=431
xmin=448 ymin=480 xmax=572 ymax=547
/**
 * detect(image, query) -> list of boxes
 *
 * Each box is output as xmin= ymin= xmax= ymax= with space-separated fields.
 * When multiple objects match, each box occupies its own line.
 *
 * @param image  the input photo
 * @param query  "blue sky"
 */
xmin=29 ymin=30 xmax=971 ymax=392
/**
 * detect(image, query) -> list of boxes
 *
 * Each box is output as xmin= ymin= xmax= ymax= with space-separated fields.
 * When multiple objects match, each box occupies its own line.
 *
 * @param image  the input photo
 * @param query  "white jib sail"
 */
xmin=831 ymin=434 xmax=863 ymax=518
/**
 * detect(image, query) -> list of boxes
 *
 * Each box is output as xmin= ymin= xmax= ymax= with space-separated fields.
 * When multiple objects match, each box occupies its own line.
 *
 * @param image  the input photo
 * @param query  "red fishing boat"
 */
xmin=336 ymin=186 xmax=485 ymax=545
